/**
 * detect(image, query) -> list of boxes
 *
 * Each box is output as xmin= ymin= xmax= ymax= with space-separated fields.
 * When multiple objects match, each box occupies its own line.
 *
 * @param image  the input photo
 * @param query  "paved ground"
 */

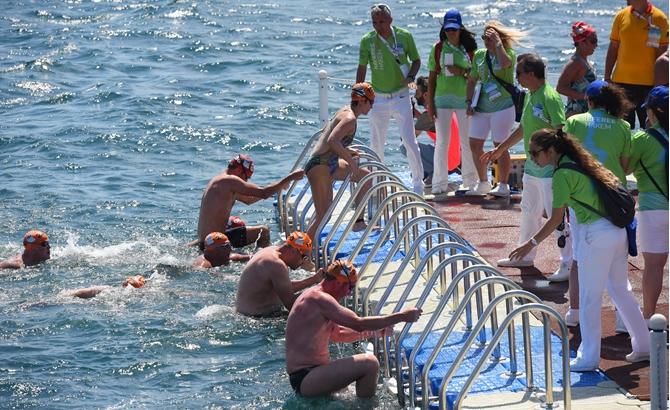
xmin=428 ymin=192 xmax=668 ymax=400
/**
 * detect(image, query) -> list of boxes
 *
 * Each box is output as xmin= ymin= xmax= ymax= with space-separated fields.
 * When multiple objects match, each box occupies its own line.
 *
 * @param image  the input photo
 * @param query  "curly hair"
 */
xmin=531 ymin=128 xmax=619 ymax=189
xmin=587 ymin=83 xmax=635 ymax=120
xmin=484 ymin=21 xmax=533 ymax=49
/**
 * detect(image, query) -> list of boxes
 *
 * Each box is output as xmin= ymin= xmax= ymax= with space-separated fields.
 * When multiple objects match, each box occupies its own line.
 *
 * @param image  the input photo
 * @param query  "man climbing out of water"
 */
xmin=285 ymin=259 xmax=422 ymax=398
xmin=60 ymin=275 xmax=147 ymax=299
xmin=0 ymin=230 xmax=51 ymax=269
xmin=235 ymin=232 xmax=323 ymax=317
xmin=187 ymin=154 xmax=305 ymax=250
xmin=192 ymin=232 xmax=250 ymax=269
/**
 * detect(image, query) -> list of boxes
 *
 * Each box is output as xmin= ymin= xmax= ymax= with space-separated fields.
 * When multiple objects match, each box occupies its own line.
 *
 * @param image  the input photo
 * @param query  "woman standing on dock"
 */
xmin=304 ymin=83 xmax=375 ymax=246
xmin=508 ymin=128 xmax=650 ymax=371
xmin=627 ymin=86 xmax=669 ymax=326
xmin=556 ymin=22 xmax=598 ymax=118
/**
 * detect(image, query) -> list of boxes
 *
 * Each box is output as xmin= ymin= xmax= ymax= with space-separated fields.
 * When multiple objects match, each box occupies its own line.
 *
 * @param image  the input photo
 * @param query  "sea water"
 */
xmin=1 ymin=1 xmax=667 ymax=408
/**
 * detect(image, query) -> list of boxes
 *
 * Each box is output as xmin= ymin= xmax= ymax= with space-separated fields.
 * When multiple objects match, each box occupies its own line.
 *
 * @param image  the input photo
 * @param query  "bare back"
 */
xmin=285 ymin=286 xmax=337 ymax=374
xmin=235 ymin=246 xmax=289 ymax=316
xmin=196 ymin=173 xmax=239 ymax=243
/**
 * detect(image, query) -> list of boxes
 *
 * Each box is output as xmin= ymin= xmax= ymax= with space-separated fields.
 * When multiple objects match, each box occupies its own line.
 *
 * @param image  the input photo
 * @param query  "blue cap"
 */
xmin=443 ymin=10 xmax=462 ymax=30
xmin=642 ymin=86 xmax=669 ymax=108
xmin=585 ymin=80 xmax=608 ymax=99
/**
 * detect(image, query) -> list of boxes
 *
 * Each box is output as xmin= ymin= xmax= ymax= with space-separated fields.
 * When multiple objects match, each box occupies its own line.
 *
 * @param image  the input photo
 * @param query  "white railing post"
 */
xmin=650 ymin=314 xmax=668 ymax=410
xmin=318 ymin=70 xmax=329 ymax=127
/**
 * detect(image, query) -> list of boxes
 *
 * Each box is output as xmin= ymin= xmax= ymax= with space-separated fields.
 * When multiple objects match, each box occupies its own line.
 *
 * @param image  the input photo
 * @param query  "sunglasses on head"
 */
xmin=371 ymin=3 xmax=388 ymax=11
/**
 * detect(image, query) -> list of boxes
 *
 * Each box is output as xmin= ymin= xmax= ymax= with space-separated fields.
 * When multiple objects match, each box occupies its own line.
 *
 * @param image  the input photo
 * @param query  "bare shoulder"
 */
xmin=242 ymin=247 xmax=285 ymax=273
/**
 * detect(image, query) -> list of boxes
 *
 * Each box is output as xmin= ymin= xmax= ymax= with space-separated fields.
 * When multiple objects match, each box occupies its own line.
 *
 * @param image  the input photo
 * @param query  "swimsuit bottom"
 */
xmin=304 ymin=152 xmax=339 ymax=175
xmin=289 ymin=366 xmax=315 ymax=395
xmin=198 ymin=226 xmax=247 ymax=251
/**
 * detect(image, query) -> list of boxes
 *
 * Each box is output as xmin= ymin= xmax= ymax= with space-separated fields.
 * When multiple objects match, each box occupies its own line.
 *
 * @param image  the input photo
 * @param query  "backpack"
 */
xmin=639 ymin=128 xmax=669 ymax=199
xmin=556 ymin=162 xmax=636 ymax=228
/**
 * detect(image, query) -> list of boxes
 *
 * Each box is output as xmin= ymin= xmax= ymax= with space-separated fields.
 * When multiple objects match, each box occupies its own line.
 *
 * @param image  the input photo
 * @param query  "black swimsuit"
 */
xmin=288 ymin=366 xmax=315 ymax=395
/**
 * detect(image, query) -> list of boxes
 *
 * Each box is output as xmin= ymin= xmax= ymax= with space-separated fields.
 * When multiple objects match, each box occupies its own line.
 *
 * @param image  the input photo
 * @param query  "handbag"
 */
xmin=485 ymin=53 xmax=526 ymax=122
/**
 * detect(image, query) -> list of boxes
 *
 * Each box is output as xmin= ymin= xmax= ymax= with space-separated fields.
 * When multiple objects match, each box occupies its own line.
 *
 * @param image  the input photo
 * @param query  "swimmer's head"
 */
xmin=286 ymin=231 xmax=312 ymax=260
xmin=204 ymin=232 xmax=231 ymax=251
xmin=226 ymin=215 xmax=246 ymax=230
xmin=570 ymin=21 xmax=595 ymax=43
xmin=326 ymin=260 xmax=358 ymax=287
xmin=642 ymin=86 xmax=669 ymax=109
xmin=23 ymin=230 xmax=49 ymax=250
xmin=351 ymin=83 xmax=375 ymax=104
xmin=122 ymin=275 xmax=146 ymax=288
xmin=229 ymin=154 xmax=254 ymax=180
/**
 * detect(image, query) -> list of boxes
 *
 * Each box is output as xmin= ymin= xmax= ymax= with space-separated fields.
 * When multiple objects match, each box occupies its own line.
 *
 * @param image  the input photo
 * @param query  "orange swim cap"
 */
xmin=23 ymin=230 xmax=49 ymax=250
xmin=226 ymin=215 xmax=246 ymax=230
xmin=204 ymin=232 xmax=231 ymax=251
xmin=230 ymin=154 xmax=254 ymax=179
xmin=286 ymin=231 xmax=312 ymax=254
xmin=351 ymin=83 xmax=375 ymax=102
xmin=122 ymin=275 xmax=147 ymax=288
xmin=327 ymin=260 xmax=358 ymax=284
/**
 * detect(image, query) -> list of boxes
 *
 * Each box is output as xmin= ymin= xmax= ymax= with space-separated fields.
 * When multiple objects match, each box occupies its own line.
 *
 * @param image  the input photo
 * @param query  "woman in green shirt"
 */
xmin=508 ymin=128 xmax=650 ymax=372
xmin=626 ymin=86 xmax=669 ymax=324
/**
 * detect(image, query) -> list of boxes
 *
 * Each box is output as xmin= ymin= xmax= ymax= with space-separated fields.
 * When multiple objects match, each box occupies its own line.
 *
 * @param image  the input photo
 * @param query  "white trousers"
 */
xmin=519 ymin=174 xmax=573 ymax=263
xmin=432 ymin=108 xmax=476 ymax=192
xmin=576 ymin=218 xmax=650 ymax=362
xmin=369 ymin=88 xmax=424 ymax=188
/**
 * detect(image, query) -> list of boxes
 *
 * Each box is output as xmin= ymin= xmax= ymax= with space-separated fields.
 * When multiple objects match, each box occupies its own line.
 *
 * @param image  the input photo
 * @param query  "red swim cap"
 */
xmin=226 ymin=215 xmax=246 ymax=230
xmin=230 ymin=154 xmax=254 ymax=179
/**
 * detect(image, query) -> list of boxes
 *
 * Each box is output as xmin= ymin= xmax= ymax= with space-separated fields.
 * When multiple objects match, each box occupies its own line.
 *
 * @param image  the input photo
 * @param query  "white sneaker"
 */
xmin=497 ymin=258 xmax=534 ymax=268
xmin=615 ymin=311 xmax=628 ymax=333
xmin=464 ymin=181 xmax=492 ymax=196
xmin=489 ymin=183 xmax=510 ymax=197
xmin=548 ymin=262 xmax=570 ymax=282
xmin=626 ymin=351 xmax=650 ymax=363
xmin=565 ymin=309 xmax=579 ymax=327
xmin=570 ymin=357 xmax=598 ymax=372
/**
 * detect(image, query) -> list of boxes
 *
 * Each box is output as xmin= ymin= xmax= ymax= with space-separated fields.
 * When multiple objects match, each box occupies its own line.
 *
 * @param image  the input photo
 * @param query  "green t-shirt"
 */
xmin=470 ymin=47 xmax=515 ymax=113
xmin=629 ymin=124 xmax=669 ymax=211
xmin=552 ymin=156 xmax=607 ymax=224
xmin=359 ymin=27 xmax=420 ymax=93
xmin=564 ymin=109 xmax=631 ymax=185
xmin=427 ymin=41 xmax=470 ymax=109
xmin=521 ymin=83 xmax=566 ymax=178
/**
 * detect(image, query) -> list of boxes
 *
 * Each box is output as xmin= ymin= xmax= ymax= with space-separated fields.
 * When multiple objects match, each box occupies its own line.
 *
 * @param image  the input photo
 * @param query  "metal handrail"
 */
xmin=423 ymin=287 xmax=539 ymax=408
xmin=446 ymin=304 xmax=571 ymax=410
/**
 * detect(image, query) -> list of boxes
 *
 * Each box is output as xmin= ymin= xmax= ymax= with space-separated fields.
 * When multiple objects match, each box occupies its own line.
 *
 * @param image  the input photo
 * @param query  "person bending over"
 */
xmin=285 ymin=259 xmax=422 ymax=398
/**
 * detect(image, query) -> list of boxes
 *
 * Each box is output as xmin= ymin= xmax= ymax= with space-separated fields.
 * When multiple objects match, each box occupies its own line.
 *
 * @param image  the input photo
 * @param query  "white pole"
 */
xmin=649 ymin=314 xmax=668 ymax=410
xmin=318 ymin=70 xmax=329 ymax=127
xmin=542 ymin=57 xmax=548 ymax=79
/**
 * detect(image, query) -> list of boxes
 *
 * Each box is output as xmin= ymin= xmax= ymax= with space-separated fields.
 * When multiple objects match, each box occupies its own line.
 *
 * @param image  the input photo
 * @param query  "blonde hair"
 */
xmin=484 ymin=21 xmax=533 ymax=49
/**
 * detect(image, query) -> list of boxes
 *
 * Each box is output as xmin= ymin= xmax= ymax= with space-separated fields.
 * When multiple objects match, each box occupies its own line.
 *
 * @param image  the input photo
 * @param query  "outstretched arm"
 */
xmin=236 ymin=169 xmax=305 ymax=204
xmin=481 ymin=124 xmax=524 ymax=164
xmin=0 ymin=256 xmax=22 ymax=269
xmin=508 ymin=207 xmax=564 ymax=261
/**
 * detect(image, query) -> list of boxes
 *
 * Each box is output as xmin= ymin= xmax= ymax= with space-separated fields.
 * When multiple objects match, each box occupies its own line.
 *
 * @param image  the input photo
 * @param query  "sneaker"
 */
xmin=423 ymin=174 xmax=433 ymax=186
xmin=548 ymin=262 xmax=570 ymax=282
xmin=497 ymin=258 xmax=534 ymax=268
xmin=615 ymin=311 xmax=628 ymax=333
xmin=570 ymin=357 xmax=599 ymax=372
xmin=489 ymin=183 xmax=510 ymax=197
xmin=565 ymin=309 xmax=579 ymax=327
xmin=626 ymin=351 xmax=650 ymax=363
xmin=464 ymin=181 xmax=492 ymax=196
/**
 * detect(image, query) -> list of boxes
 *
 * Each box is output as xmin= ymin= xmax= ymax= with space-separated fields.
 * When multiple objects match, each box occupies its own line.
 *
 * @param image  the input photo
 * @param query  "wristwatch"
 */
xmin=530 ymin=237 xmax=538 ymax=247
xmin=495 ymin=42 xmax=503 ymax=48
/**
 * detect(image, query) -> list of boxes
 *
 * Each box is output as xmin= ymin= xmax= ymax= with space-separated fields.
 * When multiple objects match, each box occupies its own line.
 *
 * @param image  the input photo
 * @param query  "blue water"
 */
xmin=1 ymin=1 xmax=667 ymax=408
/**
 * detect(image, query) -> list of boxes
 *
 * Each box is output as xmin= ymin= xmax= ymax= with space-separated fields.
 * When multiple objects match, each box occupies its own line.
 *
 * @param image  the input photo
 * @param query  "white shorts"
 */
xmin=468 ymin=105 xmax=516 ymax=143
xmin=638 ymin=210 xmax=669 ymax=254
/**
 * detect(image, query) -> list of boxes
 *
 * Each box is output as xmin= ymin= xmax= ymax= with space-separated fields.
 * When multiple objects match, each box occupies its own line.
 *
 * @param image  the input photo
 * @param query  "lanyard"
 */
xmin=485 ymin=51 xmax=497 ymax=82
xmin=378 ymin=27 xmax=401 ymax=64
xmin=632 ymin=5 xmax=657 ymax=29
xmin=442 ymin=41 xmax=471 ymax=73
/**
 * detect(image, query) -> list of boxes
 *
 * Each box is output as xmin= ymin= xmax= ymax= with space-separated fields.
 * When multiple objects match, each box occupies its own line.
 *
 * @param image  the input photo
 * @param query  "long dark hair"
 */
xmin=587 ymin=83 xmax=635 ymax=120
xmin=439 ymin=26 xmax=478 ymax=53
xmin=531 ymin=128 xmax=619 ymax=189
xmin=649 ymin=105 xmax=669 ymax=134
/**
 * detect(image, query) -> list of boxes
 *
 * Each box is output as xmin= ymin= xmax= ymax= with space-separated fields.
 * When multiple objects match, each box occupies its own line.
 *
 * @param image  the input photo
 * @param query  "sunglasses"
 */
xmin=40 ymin=241 xmax=50 ymax=247
xmin=528 ymin=148 xmax=546 ymax=158
xmin=444 ymin=28 xmax=459 ymax=33
xmin=371 ymin=3 xmax=389 ymax=11
xmin=515 ymin=70 xmax=526 ymax=77
xmin=367 ymin=98 xmax=374 ymax=107
xmin=341 ymin=263 xmax=356 ymax=292
xmin=214 ymin=242 xmax=231 ymax=249
xmin=587 ymin=36 xmax=598 ymax=44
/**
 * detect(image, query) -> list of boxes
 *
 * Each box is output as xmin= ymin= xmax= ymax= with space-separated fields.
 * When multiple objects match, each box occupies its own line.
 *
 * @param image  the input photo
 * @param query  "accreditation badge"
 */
xmin=647 ymin=26 xmax=661 ymax=48
xmin=483 ymin=81 xmax=502 ymax=101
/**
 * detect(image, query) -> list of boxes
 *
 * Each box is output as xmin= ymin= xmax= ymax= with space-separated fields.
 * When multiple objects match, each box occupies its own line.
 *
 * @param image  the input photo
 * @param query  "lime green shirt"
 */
xmin=359 ymin=27 xmax=420 ymax=93
xmin=552 ymin=156 xmax=607 ymax=224
xmin=469 ymin=47 xmax=515 ymax=113
xmin=521 ymin=83 xmax=566 ymax=178
xmin=629 ymin=124 xmax=669 ymax=211
xmin=564 ymin=109 xmax=631 ymax=185
xmin=427 ymin=41 xmax=470 ymax=109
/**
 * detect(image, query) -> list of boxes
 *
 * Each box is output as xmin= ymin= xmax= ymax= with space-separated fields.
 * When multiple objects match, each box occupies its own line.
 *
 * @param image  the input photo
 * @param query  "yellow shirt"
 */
xmin=610 ymin=4 xmax=669 ymax=85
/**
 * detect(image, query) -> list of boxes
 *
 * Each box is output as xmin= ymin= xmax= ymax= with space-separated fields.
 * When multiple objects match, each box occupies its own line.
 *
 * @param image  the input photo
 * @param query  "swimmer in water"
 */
xmin=61 ymin=275 xmax=147 ymax=299
xmin=0 ymin=230 xmax=51 ymax=269
xmin=192 ymin=232 xmax=250 ymax=269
